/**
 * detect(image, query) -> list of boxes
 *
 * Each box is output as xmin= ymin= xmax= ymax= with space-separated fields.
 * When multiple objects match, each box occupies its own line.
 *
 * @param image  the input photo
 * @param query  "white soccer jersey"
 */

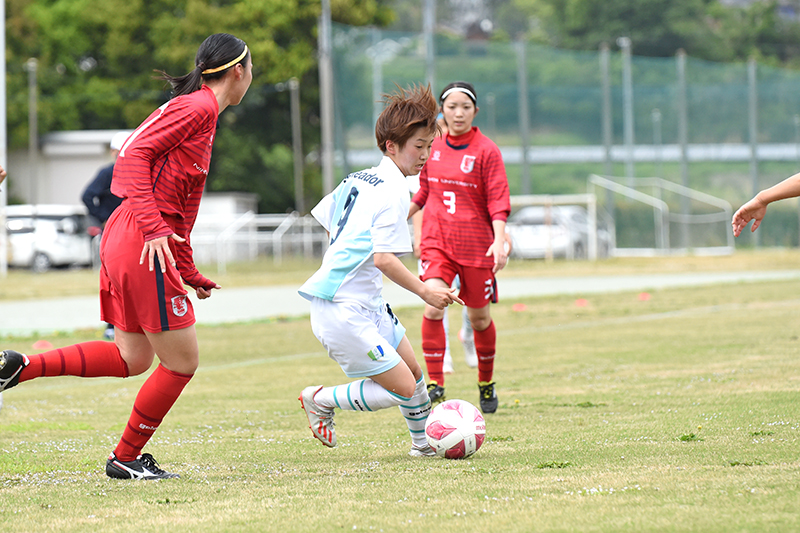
xmin=299 ymin=156 xmax=412 ymax=311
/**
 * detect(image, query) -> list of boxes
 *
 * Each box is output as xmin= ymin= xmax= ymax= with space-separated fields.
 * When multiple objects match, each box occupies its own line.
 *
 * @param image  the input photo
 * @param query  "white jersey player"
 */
xmin=297 ymin=85 xmax=462 ymax=457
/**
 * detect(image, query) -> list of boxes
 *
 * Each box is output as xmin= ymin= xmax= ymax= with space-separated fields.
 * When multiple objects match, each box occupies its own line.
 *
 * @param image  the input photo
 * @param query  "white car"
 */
xmin=507 ymin=205 xmax=612 ymax=260
xmin=5 ymin=204 xmax=95 ymax=272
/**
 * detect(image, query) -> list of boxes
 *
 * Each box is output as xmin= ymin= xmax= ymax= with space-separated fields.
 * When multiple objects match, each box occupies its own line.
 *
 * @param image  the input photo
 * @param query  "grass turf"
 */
xmin=1 ymin=255 xmax=800 ymax=531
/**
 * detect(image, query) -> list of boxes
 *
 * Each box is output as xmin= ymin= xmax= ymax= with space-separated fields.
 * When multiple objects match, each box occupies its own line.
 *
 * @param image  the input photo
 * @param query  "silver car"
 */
xmin=5 ymin=204 xmax=95 ymax=272
xmin=507 ymin=205 xmax=612 ymax=260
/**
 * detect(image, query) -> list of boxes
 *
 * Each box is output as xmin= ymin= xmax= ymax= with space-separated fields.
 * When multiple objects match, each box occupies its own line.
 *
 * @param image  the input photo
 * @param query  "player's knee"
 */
xmin=124 ymin=354 xmax=155 ymax=376
xmin=395 ymin=381 xmax=416 ymax=399
xmin=423 ymin=306 xmax=445 ymax=321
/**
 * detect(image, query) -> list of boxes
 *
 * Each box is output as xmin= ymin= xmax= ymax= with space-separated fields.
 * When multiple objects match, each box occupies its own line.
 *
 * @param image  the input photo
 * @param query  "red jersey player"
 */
xmin=0 ymin=33 xmax=252 ymax=479
xmin=409 ymin=81 xmax=510 ymax=414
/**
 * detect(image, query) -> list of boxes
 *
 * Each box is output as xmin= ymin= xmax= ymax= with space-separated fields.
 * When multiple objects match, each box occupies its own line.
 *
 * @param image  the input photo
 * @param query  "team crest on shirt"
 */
xmin=431 ymin=150 xmax=441 ymax=161
xmin=172 ymin=295 xmax=188 ymax=317
xmin=367 ymin=345 xmax=386 ymax=361
xmin=460 ymin=155 xmax=476 ymax=173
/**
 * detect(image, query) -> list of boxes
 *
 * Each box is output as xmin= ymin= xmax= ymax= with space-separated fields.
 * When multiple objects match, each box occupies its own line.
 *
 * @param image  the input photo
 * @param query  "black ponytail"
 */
xmin=157 ymin=33 xmax=249 ymax=97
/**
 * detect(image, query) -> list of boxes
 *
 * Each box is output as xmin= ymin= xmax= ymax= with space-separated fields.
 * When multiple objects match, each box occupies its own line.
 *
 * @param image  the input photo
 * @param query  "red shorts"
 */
xmin=99 ymin=204 xmax=195 ymax=334
xmin=419 ymin=248 xmax=498 ymax=308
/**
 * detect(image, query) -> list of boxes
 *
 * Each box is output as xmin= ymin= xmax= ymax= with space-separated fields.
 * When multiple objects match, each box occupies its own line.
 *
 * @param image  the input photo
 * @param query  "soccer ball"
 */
xmin=425 ymin=399 xmax=486 ymax=459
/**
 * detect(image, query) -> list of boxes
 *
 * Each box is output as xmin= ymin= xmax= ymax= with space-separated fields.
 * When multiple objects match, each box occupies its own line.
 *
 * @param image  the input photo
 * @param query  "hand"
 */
xmin=731 ymin=197 xmax=768 ymax=237
xmin=0 ymin=165 xmax=6 ymax=185
xmin=139 ymin=233 xmax=186 ymax=272
xmin=486 ymin=239 xmax=508 ymax=273
xmin=195 ymin=284 xmax=221 ymax=300
xmin=423 ymin=285 xmax=464 ymax=310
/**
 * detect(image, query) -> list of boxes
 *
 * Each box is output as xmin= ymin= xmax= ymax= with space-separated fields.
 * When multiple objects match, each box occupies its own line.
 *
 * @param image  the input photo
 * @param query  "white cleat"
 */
xmin=409 ymin=443 xmax=437 ymax=457
xmin=299 ymin=385 xmax=337 ymax=447
xmin=443 ymin=351 xmax=454 ymax=374
xmin=459 ymin=329 xmax=478 ymax=368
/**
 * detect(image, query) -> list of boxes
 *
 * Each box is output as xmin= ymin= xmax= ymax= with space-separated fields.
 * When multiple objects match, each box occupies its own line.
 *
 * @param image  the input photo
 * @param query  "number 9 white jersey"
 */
xmin=299 ymin=156 xmax=413 ymax=311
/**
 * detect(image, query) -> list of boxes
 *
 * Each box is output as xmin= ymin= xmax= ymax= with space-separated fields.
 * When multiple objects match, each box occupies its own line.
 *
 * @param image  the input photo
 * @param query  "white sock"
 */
xmin=313 ymin=379 xmax=408 ymax=412
xmin=443 ymin=305 xmax=451 ymax=356
xmin=399 ymin=376 xmax=432 ymax=448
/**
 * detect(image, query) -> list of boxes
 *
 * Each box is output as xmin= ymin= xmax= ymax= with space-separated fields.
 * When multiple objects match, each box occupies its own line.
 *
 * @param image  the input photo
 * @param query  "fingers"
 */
xmin=445 ymin=287 xmax=464 ymax=306
xmin=139 ymin=244 xmax=148 ymax=267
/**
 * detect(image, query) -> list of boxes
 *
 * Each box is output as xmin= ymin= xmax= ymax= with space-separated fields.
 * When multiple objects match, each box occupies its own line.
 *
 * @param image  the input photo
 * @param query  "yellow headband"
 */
xmin=201 ymin=45 xmax=248 ymax=75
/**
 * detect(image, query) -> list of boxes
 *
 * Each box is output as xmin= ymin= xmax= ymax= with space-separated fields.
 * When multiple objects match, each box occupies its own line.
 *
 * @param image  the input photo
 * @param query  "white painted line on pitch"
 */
xmin=499 ymin=298 xmax=800 ymax=337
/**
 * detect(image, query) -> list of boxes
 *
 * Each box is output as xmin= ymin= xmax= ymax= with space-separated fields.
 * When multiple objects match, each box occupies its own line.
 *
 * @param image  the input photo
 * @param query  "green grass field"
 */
xmin=1 ymin=252 xmax=800 ymax=531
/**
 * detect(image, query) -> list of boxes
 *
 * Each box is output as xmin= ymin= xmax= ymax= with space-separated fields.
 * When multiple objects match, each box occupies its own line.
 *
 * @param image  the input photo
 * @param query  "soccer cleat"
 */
xmin=106 ymin=453 xmax=180 ymax=480
xmin=0 ymin=350 xmax=29 ymax=392
xmin=409 ymin=443 xmax=437 ymax=457
xmin=443 ymin=351 xmax=454 ymax=374
xmin=427 ymin=381 xmax=445 ymax=404
xmin=478 ymin=381 xmax=498 ymax=414
xmin=299 ymin=385 xmax=337 ymax=447
xmin=459 ymin=328 xmax=478 ymax=368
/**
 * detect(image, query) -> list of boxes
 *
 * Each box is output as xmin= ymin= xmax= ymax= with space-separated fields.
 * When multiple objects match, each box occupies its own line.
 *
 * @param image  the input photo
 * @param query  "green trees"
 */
xmin=6 ymin=0 xmax=391 ymax=212
xmin=504 ymin=0 xmax=800 ymax=64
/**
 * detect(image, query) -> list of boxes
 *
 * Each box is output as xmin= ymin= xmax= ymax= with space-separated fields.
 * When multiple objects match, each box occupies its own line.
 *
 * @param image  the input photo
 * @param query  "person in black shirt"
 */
xmin=81 ymin=131 xmax=128 ymax=339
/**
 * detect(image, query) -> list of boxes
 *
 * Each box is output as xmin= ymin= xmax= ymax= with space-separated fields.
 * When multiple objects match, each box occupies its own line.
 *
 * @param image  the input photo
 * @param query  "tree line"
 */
xmin=7 ymin=0 xmax=800 ymax=213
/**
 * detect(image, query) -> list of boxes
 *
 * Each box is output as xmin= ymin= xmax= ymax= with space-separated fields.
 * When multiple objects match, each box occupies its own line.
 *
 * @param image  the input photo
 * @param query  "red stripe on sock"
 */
xmin=113 ymin=364 xmax=193 ymax=462
xmin=19 ymin=341 xmax=128 ymax=382
xmin=77 ymin=344 xmax=86 ymax=377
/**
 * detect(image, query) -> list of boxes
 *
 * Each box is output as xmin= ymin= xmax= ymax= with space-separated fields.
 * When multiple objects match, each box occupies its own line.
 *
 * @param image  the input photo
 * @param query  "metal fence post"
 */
xmin=516 ymin=37 xmax=531 ymax=195
xmin=618 ymin=37 xmax=635 ymax=183
xmin=677 ymin=49 xmax=690 ymax=249
xmin=748 ymin=56 xmax=760 ymax=247
xmin=600 ymin=43 xmax=613 ymax=177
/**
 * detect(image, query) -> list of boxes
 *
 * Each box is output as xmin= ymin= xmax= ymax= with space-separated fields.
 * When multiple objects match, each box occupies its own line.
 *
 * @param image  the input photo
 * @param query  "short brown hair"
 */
xmin=375 ymin=84 xmax=439 ymax=153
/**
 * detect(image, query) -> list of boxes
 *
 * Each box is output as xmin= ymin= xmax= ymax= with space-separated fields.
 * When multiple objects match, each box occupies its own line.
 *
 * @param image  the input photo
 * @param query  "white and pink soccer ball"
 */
xmin=425 ymin=399 xmax=486 ymax=459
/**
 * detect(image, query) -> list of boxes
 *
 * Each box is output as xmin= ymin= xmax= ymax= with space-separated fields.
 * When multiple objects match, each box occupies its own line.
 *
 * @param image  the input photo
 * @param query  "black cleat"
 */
xmin=427 ymin=381 xmax=446 ymax=404
xmin=478 ymin=381 xmax=498 ymax=414
xmin=106 ymin=453 xmax=180 ymax=480
xmin=0 ymin=350 xmax=29 ymax=392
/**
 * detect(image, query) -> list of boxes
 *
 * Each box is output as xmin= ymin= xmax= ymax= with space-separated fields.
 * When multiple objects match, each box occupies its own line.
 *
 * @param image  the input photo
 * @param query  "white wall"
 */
xmin=7 ymin=130 xmax=124 ymax=206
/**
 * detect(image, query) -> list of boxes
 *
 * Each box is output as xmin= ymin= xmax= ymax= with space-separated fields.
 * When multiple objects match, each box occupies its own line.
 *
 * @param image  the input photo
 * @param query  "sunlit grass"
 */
xmin=1 ymin=272 xmax=800 ymax=531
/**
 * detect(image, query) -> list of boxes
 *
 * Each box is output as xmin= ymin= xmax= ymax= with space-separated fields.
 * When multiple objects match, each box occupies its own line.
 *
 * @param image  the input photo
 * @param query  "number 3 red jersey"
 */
xmin=412 ymin=126 xmax=510 ymax=269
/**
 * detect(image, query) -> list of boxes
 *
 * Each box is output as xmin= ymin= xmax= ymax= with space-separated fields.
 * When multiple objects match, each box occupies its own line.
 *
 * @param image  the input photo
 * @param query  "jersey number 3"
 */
xmin=330 ymin=187 xmax=359 ymax=244
xmin=443 ymin=191 xmax=456 ymax=214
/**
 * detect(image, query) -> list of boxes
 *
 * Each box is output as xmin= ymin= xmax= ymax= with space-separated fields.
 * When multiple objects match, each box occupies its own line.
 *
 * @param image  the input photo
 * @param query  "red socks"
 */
xmin=474 ymin=320 xmax=496 ymax=383
xmin=20 ymin=341 xmax=129 ymax=381
xmin=422 ymin=316 xmax=447 ymax=385
xmin=114 ymin=364 xmax=193 ymax=461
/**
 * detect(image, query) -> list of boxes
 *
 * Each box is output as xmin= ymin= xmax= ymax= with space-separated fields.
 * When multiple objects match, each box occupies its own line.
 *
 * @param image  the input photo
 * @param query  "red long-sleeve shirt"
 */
xmin=110 ymin=85 xmax=218 ymax=290
xmin=412 ymin=127 xmax=510 ymax=269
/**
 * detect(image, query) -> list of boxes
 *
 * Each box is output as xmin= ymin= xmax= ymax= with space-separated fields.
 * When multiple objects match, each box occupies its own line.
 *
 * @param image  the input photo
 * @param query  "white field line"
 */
xmin=499 ymin=298 xmax=800 ymax=337
xmin=16 ymin=298 xmax=800 ymax=391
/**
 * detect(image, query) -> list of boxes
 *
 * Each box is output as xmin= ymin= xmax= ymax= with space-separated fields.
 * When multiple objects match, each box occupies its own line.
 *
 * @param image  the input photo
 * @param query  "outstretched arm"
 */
xmin=373 ymin=252 xmax=463 ymax=310
xmin=732 ymin=173 xmax=800 ymax=236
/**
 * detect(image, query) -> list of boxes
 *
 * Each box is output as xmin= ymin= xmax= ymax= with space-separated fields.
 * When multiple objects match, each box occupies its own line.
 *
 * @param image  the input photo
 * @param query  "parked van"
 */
xmin=4 ymin=204 xmax=95 ymax=272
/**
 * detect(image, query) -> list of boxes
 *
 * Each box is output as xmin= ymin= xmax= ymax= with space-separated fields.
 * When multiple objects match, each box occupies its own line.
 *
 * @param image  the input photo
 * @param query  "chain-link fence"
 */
xmin=334 ymin=23 xmax=800 ymax=151
xmin=331 ymin=23 xmax=800 ymax=248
